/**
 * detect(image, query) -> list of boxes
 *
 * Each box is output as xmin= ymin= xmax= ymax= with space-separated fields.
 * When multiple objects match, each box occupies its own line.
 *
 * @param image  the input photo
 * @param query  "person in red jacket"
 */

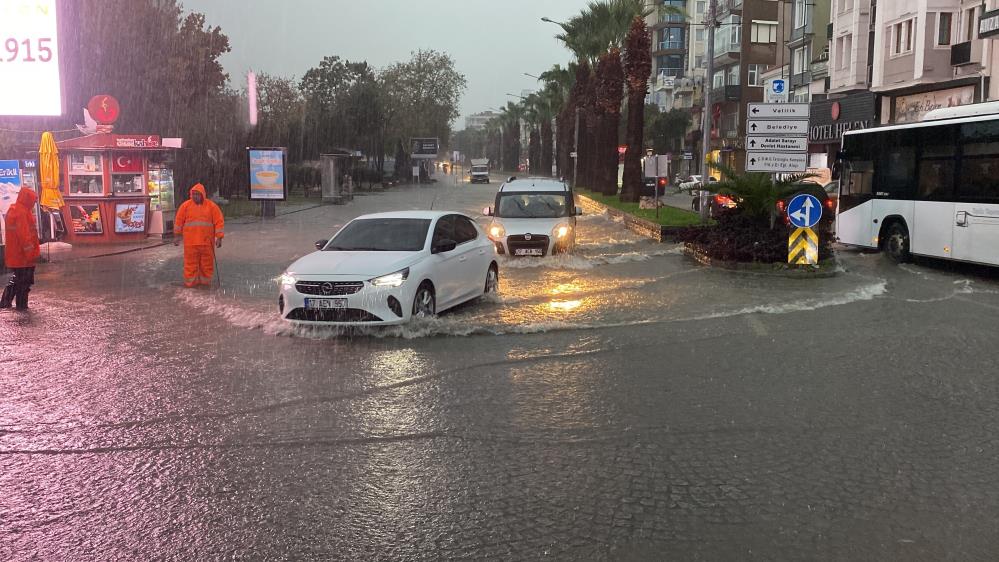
xmin=1 ymin=188 xmax=41 ymax=310
xmin=173 ymin=183 xmax=224 ymax=287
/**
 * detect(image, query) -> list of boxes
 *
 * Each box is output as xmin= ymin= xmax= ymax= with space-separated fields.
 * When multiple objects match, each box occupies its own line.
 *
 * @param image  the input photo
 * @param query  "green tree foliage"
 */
xmin=380 ymin=50 xmax=467 ymax=155
xmin=649 ymin=109 xmax=692 ymax=154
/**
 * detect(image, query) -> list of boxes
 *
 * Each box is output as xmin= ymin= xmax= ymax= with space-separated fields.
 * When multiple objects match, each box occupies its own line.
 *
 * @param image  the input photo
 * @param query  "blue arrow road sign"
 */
xmin=786 ymin=193 xmax=822 ymax=228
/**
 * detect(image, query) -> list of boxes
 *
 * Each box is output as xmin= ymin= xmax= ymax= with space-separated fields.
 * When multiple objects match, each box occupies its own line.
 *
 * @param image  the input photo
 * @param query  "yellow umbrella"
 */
xmin=39 ymin=131 xmax=64 ymax=210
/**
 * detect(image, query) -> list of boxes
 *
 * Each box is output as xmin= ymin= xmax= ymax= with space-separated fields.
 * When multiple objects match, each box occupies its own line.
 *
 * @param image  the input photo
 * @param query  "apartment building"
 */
xmin=708 ymin=0 xmax=787 ymax=172
xmin=871 ymin=0 xmax=985 ymax=123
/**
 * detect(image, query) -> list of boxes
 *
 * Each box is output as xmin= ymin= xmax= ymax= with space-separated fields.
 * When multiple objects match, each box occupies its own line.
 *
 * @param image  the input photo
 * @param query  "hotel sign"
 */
xmin=809 ymin=92 xmax=876 ymax=143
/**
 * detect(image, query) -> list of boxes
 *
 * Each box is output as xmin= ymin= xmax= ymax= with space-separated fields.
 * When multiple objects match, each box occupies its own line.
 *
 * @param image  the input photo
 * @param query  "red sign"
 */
xmin=87 ymin=95 xmax=121 ymax=125
xmin=111 ymin=153 xmax=142 ymax=173
xmin=113 ymin=135 xmax=161 ymax=149
xmin=831 ymin=101 xmax=841 ymax=121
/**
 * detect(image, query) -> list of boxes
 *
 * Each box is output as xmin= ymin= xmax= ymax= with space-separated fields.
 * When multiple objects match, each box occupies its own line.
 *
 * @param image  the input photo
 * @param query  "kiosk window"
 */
xmin=113 ymin=174 xmax=144 ymax=194
xmin=69 ymin=175 xmax=104 ymax=195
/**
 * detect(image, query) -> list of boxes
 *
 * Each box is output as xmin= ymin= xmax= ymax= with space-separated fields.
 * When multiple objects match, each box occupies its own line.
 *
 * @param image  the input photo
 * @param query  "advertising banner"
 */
xmin=248 ymin=148 xmax=287 ymax=201
xmin=70 ymin=204 xmax=102 ymax=234
xmin=114 ymin=203 xmax=146 ymax=233
xmin=0 ymin=0 xmax=62 ymax=116
xmin=895 ymin=86 xmax=976 ymax=124
xmin=0 ymin=160 xmax=22 ymax=217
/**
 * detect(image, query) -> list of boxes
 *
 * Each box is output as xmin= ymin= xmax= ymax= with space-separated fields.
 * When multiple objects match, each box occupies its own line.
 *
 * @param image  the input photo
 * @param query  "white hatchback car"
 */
xmin=482 ymin=177 xmax=581 ymax=257
xmin=278 ymin=211 xmax=498 ymax=325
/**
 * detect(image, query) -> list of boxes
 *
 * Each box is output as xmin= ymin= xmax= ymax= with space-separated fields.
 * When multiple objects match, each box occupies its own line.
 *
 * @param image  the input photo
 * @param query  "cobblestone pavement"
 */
xmin=3 ymin=176 xmax=999 ymax=560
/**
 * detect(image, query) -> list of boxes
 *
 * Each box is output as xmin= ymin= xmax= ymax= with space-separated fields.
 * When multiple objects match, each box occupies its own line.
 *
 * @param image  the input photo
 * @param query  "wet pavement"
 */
xmin=3 ymin=175 xmax=999 ymax=560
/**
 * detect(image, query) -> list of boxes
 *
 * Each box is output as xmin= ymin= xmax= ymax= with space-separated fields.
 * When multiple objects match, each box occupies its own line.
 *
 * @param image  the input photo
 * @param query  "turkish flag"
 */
xmin=112 ymin=153 xmax=142 ymax=173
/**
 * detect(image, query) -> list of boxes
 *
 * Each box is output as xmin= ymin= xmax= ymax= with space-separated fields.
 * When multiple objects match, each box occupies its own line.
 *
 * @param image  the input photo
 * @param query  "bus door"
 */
xmin=953 ymin=205 xmax=999 ymax=263
xmin=836 ymin=157 xmax=875 ymax=247
xmin=952 ymin=140 xmax=999 ymax=264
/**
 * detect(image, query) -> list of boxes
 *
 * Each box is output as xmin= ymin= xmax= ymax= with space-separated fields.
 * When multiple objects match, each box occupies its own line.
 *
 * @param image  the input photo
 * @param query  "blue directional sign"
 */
xmin=786 ymin=193 xmax=822 ymax=228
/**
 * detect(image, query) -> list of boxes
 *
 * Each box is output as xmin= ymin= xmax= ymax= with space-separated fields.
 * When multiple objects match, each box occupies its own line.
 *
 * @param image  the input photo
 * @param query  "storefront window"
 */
xmin=69 ymin=175 xmax=104 ymax=195
xmin=113 ymin=173 xmax=145 ymax=194
xmin=69 ymin=153 xmax=102 ymax=173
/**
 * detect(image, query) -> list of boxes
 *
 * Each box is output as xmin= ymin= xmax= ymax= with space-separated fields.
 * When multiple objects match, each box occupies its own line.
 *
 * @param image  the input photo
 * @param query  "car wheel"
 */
xmin=484 ymin=264 xmax=498 ymax=294
xmin=884 ymin=223 xmax=911 ymax=263
xmin=412 ymin=282 xmax=436 ymax=318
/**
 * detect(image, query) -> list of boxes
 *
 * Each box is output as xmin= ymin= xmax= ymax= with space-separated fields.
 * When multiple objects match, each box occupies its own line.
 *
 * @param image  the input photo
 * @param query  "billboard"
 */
xmin=247 ymin=148 xmax=287 ymax=201
xmin=114 ymin=203 xmax=146 ymax=233
xmin=0 ymin=0 xmax=62 ymax=116
xmin=0 ymin=160 xmax=22 ymax=216
xmin=410 ymin=138 xmax=439 ymax=159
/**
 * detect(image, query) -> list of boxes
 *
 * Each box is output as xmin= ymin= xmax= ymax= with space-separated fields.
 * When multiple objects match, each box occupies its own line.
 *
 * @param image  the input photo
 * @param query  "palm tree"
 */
xmin=595 ymin=48 xmax=625 ymax=195
xmin=620 ymin=16 xmax=653 ymax=202
xmin=539 ymin=64 xmax=575 ymax=177
xmin=499 ymin=101 xmax=524 ymax=171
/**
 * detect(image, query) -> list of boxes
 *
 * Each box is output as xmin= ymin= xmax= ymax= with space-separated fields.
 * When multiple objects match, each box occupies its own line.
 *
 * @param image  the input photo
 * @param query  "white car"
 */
xmin=482 ymin=177 xmax=581 ymax=257
xmin=278 ymin=211 xmax=498 ymax=325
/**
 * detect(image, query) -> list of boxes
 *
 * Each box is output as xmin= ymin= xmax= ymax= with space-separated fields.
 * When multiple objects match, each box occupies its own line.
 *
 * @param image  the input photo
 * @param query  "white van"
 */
xmin=482 ymin=177 xmax=581 ymax=256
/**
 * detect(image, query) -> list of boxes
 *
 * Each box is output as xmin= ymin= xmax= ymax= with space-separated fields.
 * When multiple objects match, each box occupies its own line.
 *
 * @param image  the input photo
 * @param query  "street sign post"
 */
xmin=788 ymin=227 xmax=819 ymax=265
xmin=746 ymin=136 xmax=808 ymax=152
xmin=786 ymin=193 xmax=822 ymax=228
xmin=748 ymin=103 xmax=809 ymax=118
xmin=745 ymin=102 xmax=810 ymax=172
xmin=745 ymin=152 xmax=808 ymax=172
xmin=746 ymin=119 xmax=809 ymax=135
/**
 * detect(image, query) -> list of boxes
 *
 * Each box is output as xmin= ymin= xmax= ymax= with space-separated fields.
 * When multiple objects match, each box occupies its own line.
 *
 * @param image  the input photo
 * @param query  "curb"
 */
xmin=575 ymin=193 xmax=691 ymax=243
xmin=683 ymin=243 xmax=840 ymax=278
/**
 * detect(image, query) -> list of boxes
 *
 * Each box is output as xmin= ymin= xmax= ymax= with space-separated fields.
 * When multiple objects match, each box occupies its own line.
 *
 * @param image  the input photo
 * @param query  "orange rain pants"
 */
xmin=183 ymin=245 xmax=215 ymax=287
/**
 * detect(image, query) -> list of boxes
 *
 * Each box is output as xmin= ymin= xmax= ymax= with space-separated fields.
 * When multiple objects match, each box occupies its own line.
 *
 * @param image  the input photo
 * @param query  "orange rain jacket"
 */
xmin=174 ymin=183 xmax=224 ymax=247
xmin=3 ymin=188 xmax=41 ymax=268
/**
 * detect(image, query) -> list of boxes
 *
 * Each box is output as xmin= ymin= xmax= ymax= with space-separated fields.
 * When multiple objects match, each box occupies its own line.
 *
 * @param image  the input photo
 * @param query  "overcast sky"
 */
xmin=180 ymin=0 xmax=584 ymax=129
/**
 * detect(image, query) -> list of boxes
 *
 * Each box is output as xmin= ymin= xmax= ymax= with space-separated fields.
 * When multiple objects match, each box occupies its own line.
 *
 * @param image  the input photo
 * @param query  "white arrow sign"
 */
xmin=747 ymin=119 xmax=809 ymax=135
xmin=746 ymin=136 xmax=808 ymax=152
xmin=748 ymin=103 xmax=810 ymax=119
xmin=791 ymin=197 xmax=813 ymax=225
xmin=745 ymin=151 xmax=808 ymax=173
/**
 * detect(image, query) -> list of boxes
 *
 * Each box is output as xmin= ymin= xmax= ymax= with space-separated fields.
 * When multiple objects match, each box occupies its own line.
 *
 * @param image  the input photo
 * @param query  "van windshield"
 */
xmin=496 ymin=192 xmax=571 ymax=218
xmin=472 ymin=166 xmax=488 ymax=173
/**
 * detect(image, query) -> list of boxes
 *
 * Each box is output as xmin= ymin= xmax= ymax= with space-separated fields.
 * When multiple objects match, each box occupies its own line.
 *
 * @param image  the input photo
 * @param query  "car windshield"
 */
xmin=496 ymin=192 xmax=570 ymax=218
xmin=325 ymin=218 xmax=431 ymax=251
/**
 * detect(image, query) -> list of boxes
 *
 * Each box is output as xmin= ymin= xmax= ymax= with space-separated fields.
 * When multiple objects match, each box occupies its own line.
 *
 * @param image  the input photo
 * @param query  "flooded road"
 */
xmin=4 ymin=180 xmax=999 ymax=560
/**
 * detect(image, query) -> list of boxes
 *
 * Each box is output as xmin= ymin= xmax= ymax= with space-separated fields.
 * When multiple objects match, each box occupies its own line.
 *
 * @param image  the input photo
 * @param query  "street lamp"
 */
xmin=506 ymin=92 xmax=528 ymax=100
xmin=540 ymin=16 xmax=568 ymax=28
xmin=524 ymin=72 xmax=540 ymax=80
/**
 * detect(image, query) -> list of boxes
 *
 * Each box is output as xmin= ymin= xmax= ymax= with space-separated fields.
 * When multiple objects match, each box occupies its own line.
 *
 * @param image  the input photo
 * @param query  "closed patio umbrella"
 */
xmin=39 ymin=131 xmax=63 ymax=210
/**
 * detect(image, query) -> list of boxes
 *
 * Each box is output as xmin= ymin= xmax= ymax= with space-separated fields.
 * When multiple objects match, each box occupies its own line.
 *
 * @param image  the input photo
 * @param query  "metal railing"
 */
xmin=657 ymin=40 xmax=685 ymax=50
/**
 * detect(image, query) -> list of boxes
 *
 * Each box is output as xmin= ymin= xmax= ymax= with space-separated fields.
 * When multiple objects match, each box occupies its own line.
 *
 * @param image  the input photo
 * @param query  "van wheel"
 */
xmin=884 ymin=223 xmax=911 ymax=264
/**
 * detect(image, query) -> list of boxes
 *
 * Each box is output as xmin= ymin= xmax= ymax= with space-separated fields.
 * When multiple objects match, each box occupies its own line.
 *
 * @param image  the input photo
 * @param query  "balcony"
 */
xmin=658 ymin=12 xmax=685 ymax=24
xmin=655 ymin=40 xmax=686 ymax=52
xmin=951 ymin=40 xmax=983 ymax=66
xmin=710 ymin=85 xmax=741 ymax=104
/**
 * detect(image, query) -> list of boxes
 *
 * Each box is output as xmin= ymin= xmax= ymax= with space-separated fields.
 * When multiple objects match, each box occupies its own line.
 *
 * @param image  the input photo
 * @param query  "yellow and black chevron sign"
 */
xmin=788 ymin=227 xmax=818 ymax=265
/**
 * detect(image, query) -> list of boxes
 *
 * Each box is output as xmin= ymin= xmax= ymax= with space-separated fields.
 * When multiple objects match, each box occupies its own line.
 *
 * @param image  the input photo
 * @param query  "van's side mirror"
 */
xmin=482 ymin=206 xmax=493 ymax=216
xmin=315 ymin=239 xmax=328 ymax=250
xmin=574 ymin=206 xmax=583 ymax=216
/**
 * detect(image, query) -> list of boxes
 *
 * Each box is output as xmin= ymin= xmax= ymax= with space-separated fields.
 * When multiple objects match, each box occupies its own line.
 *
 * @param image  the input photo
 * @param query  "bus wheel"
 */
xmin=884 ymin=223 xmax=911 ymax=264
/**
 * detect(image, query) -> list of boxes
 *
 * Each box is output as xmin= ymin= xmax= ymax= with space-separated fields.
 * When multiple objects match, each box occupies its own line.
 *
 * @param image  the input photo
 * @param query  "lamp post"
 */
xmin=489 ymin=106 xmax=504 ymax=172
xmin=699 ymin=0 xmax=716 ymax=224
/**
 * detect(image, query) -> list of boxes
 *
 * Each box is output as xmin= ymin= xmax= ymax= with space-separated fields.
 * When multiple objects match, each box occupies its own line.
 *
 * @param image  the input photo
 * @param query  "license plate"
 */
xmin=304 ymin=298 xmax=347 ymax=309
xmin=514 ymin=248 xmax=543 ymax=256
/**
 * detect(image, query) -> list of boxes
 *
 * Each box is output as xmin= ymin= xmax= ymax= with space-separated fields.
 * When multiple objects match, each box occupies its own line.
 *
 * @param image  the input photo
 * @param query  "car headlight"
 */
xmin=552 ymin=223 xmax=572 ymax=239
xmin=488 ymin=222 xmax=506 ymax=240
xmin=370 ymin=267 xmax=410 ymax=288
xmin=278 ymin=273 xmax=297 ymax=287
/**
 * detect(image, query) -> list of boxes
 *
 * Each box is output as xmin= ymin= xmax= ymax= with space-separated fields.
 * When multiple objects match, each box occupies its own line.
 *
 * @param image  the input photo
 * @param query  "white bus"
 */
xmin=836 ymin=102 xmax=999 ymax=266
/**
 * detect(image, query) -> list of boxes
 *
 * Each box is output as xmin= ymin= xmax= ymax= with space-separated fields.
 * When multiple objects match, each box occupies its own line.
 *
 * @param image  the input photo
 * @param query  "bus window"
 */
xmin=845 ymin=160 xmax=873 ymax=195
xmin=877 ymin=132 xmax=916 ymax=198
xmin=918 ymin=144 xmax=956 ymax=200
xmin=958 ymin=142 xmax=999 ymax=201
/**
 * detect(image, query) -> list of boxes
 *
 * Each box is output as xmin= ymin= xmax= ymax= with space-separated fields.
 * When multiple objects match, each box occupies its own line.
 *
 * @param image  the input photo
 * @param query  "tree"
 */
xmin=650 ymin=109 xmax=692 ymax=154
xmin=381 ymin=50 xmax=466 ymax=159
xmin=620 ymin=16 xmax=653 ymax=202
xmin=595 ymin=49 xmax=624 ymax=195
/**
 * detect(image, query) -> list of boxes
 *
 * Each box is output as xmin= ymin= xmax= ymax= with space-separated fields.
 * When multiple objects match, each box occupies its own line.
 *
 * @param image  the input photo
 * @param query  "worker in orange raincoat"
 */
xmin=173 ymin=183 xmax=224 ymax=287
xmin=1 ymin=188 xmax=42 ymax=310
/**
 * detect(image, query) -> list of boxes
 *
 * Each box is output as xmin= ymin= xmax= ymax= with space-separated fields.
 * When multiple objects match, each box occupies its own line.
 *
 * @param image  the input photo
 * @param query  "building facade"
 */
xmin=465 ymin=111 xmax=498 ymax=131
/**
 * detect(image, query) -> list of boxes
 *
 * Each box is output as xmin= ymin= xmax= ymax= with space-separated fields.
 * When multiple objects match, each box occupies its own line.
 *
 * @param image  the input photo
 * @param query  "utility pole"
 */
xmin=699 ymin=0 xmax=716 ymax=224
xmin=572 ymin=107 xmax=580 ymax=189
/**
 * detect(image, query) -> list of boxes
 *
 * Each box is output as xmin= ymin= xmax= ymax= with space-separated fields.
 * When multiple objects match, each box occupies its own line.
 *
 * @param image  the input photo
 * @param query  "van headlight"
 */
xmin=279 ymin=273 xmax=297 ymax=287
xmin=370 ymin=268 xmax=410 ymax=288
xmin=488 ymin=222 xmax=506 ymax=240
xmin=552 ymin=223 xmax=572 ymax=239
